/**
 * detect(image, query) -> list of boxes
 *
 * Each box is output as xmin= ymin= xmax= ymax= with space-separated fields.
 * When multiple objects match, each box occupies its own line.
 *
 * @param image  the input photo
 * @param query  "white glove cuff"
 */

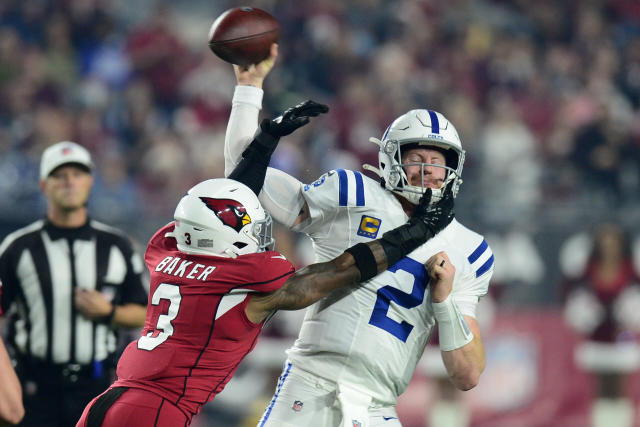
xmin=433 ymin=295 xmax=474 ymax=351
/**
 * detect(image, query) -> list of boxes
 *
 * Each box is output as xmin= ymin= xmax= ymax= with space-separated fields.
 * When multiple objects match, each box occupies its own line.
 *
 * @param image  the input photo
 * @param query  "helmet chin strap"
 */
xmin=427 ymin=184 xmax=445 ymax=204
xmin=399 ymin=173 xmax=457 ymax=206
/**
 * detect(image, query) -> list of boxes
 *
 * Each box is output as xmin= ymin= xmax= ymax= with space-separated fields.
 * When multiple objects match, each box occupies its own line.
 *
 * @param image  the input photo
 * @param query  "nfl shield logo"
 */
xmin=352 ymin=420 xmax=362 ymax=427
xmin=292 ymin=400 xmax=303 ymax=412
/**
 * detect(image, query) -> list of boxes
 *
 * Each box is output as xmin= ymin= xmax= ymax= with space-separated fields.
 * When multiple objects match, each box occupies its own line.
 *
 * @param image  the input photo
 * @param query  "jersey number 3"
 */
xmin=138 ymin=283 xmax=182 ymax=351
xmin=369 ymin=257 xmax=428 ymax=342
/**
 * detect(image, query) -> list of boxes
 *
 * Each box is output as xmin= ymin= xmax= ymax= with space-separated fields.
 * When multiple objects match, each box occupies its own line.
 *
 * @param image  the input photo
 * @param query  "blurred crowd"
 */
xmin=1 ymin=0 xmax=640 ymax=244
xmin=2 ymin=0 xmax=640 ymax=424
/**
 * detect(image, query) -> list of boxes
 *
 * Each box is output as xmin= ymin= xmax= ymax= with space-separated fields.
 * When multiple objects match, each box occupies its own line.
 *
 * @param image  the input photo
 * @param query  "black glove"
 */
xmin=379 ymin=186 xmax=455 ymax=266
xmin=412 ymin=185 xmax=455 ymax=236
xmin=260 ymin=100 xmax=329 ymax=138
xmin=229 ymin=100 xmax=329 ymax=195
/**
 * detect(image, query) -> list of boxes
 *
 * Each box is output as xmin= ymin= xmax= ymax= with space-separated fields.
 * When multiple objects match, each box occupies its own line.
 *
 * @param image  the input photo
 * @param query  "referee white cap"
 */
xmin=40 ymin=141 xmax=94 ymax=180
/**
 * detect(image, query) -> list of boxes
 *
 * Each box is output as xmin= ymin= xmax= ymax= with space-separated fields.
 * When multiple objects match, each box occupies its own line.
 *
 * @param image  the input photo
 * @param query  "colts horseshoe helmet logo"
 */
xmin=200 ymin=197 xmax=251 ymax=232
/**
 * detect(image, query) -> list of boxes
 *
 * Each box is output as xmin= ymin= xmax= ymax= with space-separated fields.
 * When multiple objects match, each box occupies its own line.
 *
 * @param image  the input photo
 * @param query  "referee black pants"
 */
xmin=17 ymin=361 xmax=113 ymax=427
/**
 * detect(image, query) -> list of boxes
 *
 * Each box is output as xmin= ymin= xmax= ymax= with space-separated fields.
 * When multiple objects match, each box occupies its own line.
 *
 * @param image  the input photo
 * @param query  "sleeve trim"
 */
xmin=336 ymin=169 xmax=365 ymax=207
xmin=234 ymin=269 xmax=295 ymax=289
xmin=475 ymin=254 xmax=495 ymax=278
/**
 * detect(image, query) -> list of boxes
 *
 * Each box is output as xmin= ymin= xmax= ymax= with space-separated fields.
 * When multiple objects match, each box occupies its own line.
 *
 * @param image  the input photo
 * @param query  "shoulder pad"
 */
xmin=303 ymin=169 xmax=367 ymax=208
xmin=445 ymin=221 xmax=494 ymax=279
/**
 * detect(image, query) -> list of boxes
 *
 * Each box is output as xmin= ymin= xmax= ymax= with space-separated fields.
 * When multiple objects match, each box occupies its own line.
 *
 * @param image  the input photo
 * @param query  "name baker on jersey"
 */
xmin=154 ymin=256 xmax=216 ymax=281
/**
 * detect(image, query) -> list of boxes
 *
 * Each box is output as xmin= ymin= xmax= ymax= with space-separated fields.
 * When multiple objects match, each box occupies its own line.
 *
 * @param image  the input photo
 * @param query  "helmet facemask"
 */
xmin=388 ymin=140 xmax=464 ymax=205
xmin=364 ymin=109 xmax=465 ymax=206
xmin=251 ymin=212 xmax=275 ymax=252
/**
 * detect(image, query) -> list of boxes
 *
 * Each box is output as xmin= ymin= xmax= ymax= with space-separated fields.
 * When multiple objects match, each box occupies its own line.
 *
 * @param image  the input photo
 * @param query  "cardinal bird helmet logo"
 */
xmin=199 ymin=197 xmax=251 ymax=232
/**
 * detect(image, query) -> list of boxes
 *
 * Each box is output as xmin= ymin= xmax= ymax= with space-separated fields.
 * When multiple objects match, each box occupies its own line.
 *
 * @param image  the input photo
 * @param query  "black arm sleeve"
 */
xmin=379 ymin=219 xmax=430 ymax=267
xmin=227 ymin=119 xmax=280 ymax=196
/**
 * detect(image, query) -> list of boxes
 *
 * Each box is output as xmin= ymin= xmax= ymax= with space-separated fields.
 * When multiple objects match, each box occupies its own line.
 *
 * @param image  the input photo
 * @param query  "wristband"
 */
xmin=344 ymin=243 xmax=378 ymax=282
xmin=432 ymin=295 xmax=473 ymax=351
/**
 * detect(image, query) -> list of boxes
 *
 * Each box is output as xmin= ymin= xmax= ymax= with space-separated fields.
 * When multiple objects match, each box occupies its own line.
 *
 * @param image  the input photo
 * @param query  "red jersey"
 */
xmin=113 ymin=223 xmax=294 ymax=420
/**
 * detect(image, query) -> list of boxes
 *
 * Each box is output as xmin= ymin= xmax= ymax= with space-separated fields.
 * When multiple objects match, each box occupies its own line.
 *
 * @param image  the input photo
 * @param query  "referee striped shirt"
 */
xmin=0 ymin=218 xmax=148 ymax=365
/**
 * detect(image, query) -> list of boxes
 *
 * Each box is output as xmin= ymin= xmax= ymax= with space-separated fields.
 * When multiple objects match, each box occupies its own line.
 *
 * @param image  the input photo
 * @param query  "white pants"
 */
xmin=257 ymin=362 xmax=402 ymax=427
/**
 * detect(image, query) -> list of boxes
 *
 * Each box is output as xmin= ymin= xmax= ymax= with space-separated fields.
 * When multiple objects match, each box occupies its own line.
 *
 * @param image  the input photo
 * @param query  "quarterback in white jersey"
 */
xmin=224 ymin=47 xmax=493 ymax=427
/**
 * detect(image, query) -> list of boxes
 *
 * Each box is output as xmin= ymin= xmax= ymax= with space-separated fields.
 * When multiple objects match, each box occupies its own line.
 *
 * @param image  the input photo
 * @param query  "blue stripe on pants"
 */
xmin=259 ymin=362 xmax=292 ymax=426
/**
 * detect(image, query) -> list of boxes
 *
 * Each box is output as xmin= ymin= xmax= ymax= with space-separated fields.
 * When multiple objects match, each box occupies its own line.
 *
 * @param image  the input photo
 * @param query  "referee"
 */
xmin=0 ymin=141 xmax=148 ymax=427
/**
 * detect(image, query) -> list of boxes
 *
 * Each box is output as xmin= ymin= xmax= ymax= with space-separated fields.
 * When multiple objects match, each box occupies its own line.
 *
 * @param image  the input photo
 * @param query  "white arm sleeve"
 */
xmin=224 ymin=85 xmax=306 ymax=228
xmin=260 ymin=168 xmax=306 ymax=228
xmin=224 ymin=85 xmax=264 ymax=177
xmin=452 ymin=265 xmax=493 ymax=319
xmin=445 ymin=235 xmax=494 ymax=319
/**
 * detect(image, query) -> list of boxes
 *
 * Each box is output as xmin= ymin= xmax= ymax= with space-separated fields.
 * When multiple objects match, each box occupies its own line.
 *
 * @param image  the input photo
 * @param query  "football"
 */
xmin=208 ymin=7 xmax=279 ymax=67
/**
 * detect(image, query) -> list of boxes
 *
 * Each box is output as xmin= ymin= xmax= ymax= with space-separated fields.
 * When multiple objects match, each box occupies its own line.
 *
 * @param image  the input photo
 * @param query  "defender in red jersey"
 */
xmin=77 ymin=102 xmax=453 ymax=426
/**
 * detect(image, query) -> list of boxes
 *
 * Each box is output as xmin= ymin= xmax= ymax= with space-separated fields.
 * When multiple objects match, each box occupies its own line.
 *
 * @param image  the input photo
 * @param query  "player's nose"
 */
xmin=422 ymin=163 xmax=435 ymax=174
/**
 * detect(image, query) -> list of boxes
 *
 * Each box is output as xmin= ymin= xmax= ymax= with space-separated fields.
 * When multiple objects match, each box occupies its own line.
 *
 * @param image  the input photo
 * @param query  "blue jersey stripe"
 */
xmin=259 ymin=362 xmax=292 ymax=426
xmin=475 ymin=254 xmax=494 ymax=278
xmin=467 ymin=239 xmax=488 ymax=264
xmin=428 ymin=110 xmax=440 ymax=134
xmin=354 ymin=171 xmax=365 ymax=206
xmin=337 ymin=169 xmax=348 ymax=206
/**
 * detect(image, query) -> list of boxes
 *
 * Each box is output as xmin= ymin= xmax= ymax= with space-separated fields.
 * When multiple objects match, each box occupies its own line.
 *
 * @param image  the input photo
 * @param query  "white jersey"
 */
xmin=287 ymin=169 xmax=493 ymax=405
xmin=224 ymin=85 xmax=494 ymax=407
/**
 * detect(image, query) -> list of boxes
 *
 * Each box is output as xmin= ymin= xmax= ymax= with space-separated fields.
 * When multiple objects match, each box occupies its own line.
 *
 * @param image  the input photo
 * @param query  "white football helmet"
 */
xmin=364 ymin=109 xmax=465 ymax=205
xmin=167 ymin=178 xmax=274 ymax=258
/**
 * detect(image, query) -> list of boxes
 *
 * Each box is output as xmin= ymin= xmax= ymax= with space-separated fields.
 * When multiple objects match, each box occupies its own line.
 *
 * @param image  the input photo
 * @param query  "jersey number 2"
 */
xmin=368 ymin=257 xmax=428 ymax=342
xmin=137 ymin=283 xmax=182 ymax=351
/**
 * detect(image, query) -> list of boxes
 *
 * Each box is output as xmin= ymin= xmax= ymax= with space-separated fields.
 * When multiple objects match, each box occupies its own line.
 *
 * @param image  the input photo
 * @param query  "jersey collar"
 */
xmin=44 ymin=217 xmax=93 ymax=241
